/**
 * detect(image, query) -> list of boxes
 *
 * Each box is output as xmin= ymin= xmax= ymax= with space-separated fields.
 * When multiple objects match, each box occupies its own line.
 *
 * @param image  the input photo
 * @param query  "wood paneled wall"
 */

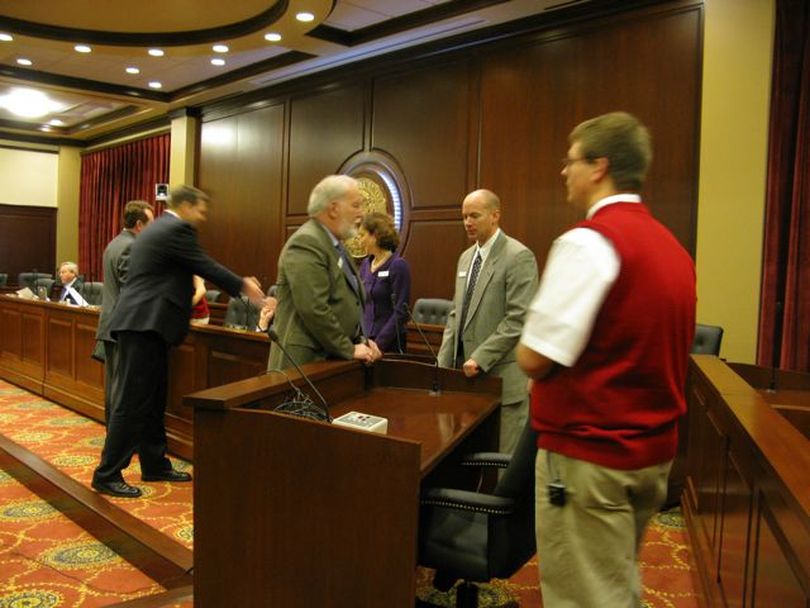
xmin=198 ymin=1 xmax=703 ymax=301
xmin=0 ymin=204 xmax=56 ymax=286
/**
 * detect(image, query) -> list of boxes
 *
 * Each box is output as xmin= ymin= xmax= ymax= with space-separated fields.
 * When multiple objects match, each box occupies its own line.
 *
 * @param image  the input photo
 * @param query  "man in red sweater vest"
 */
xmin=517 ymin=112 xmax=696 ymax=607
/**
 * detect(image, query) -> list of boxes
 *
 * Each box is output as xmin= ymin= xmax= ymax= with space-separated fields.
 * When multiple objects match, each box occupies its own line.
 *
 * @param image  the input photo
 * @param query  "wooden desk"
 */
xmin=187 ymin=359 xmax=501 ymax=607
xmin=683 ymin=356 xmax=810 ymax=607
xmin=0 ymin=294 xmax=270 ymax=460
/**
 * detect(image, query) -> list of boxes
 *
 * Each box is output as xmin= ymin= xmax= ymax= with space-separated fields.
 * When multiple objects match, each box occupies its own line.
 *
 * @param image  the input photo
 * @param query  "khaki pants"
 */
xmin=534 ymin=449 xmax=671 ymax=608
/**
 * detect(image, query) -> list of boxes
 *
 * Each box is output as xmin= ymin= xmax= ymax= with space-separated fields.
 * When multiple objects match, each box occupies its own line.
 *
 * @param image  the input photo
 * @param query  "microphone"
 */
xmin=266 ymin=327 xmax=331 ymax=421
xmin=390 ymin=292 xmax=404 ymax=354
xmin=401 ymin=302 xmax=442 ymax=396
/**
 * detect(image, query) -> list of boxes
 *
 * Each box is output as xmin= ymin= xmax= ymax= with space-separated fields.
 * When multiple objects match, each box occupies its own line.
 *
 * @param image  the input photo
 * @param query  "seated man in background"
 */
xmin=54 ymin=261 xmax=88 ymax=306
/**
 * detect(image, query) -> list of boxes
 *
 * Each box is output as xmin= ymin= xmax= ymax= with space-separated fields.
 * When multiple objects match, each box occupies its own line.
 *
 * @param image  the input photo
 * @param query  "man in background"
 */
xmin=268 ymin=174 xmax=380 ymax=370
xmin=438 ymin=189 xmax=538 ymax=455
xmin=517 ymin=112 xmax=696 ymax=607
xmin=95 ymin=200 xmax=154 ymax=423
xmin=54 ymin=261 xmax=87 ymax=306
xmin=92 ymin=185 xmax=265 ymax=498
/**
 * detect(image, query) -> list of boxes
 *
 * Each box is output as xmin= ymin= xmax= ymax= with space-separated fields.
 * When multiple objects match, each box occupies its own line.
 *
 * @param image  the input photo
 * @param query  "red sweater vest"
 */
xmin=531 ymin=202 xmax=696 ymax=470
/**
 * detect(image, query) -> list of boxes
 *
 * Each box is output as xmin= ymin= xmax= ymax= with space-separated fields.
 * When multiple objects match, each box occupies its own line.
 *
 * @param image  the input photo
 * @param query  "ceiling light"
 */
xmin=264 ymin=32 xmax=282 ymax=42
xmin=16 ymin=58 xmax=33 ymax=66
xmin=74 ymin=44 xmax=92 ymax=53
xmin=0 ymin=33 xmax=12 ymax=42
xmin=211 ymin=58 xmax=226 ymax=66
xmin=40 ymin=125 xmax=52 ymax=132
xmin=49 ymin=119 xmax=65 ymax=126
xmin=148 ymin=81 xmax=162 ymax=89
xmin=296 ymin=12 xmax=315 ymax=22
xmin=212 ymin=44 xmax=229 ymax=53
xmin=125 ymin=66 xmax=140 ymax=74
xmin=0 ymin=88 xmax=65 ymax=118
xmin=148 ymin=48 xmax=164 ymax=57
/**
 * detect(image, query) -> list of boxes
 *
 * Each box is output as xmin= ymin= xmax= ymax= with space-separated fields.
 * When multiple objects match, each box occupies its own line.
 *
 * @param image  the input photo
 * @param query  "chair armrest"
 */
xmin=421 ymin=487 xmax=515 ymax=516
xmin=460 ymin=452 xmax=512 ymax=470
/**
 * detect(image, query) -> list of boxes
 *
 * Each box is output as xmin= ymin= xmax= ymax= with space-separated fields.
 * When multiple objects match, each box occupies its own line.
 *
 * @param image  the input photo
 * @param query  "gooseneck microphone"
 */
xmin=267 ymin=328 xmax=331 ymax=421
xmin=401 ymin=302 xmax=442 ymax=397
xmin=390 ymin=292 xmax=404 ymax=354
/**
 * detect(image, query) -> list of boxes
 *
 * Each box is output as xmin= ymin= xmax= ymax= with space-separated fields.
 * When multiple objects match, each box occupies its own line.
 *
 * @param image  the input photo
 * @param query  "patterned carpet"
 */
xmin=0 ymin=378 xmax=699 ymax=607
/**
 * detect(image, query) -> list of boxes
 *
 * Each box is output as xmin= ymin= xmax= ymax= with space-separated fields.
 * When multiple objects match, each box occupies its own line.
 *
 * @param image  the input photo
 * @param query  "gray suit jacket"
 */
xmin=438 ymin=231 xmax=538 ymax=404
xmin=96 ymin=229 xmax=136 ymax=343
xmin=268 ymin=219 xmax=365 ymax=370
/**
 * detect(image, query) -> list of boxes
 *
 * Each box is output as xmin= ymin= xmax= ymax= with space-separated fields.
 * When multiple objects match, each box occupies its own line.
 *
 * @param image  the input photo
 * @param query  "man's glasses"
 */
xmin=561 ymin=156 xmax=592 ymax=169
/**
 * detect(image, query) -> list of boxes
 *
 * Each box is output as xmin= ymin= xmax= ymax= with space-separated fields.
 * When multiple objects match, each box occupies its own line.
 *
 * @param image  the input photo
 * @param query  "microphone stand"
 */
xmin=267 ymin=328 xmax=331 ymax=421
xmin=403 ymin=303 xmax=442 ymax=397
xmin=391 ymin=292 xmax=404 ymax=354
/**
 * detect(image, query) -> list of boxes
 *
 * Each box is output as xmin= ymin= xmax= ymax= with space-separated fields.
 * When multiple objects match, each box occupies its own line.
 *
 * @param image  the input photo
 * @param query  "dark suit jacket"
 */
xmin=110 ymin=213 xmax=243 ymax=346
xmin=96 ymin=229 xmax=135 ymax=343
xmin=359 ymin=253 xmax=411 ymax=352
xmin=52 ymin=278 xmax=85 ymax=304
xmin=268 ymin=219 xmax=365 ymax=369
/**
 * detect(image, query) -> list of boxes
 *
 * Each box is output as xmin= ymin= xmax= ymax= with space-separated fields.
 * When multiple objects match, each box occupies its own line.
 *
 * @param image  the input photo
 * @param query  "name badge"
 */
xmin=378 ymin=270 xmax=390 ymax=277
xmin=458 ymin=271 xmax=467 ymax=278
xmin=337 ymin=257 xmax=344 ymax=269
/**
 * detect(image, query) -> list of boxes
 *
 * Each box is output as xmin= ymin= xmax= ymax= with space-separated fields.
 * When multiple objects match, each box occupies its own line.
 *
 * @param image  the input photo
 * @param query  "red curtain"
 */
xmin=78 ymin=133 xmax=170 ymax=281
xmin=758 ymin=0 xmax=810 ymax=372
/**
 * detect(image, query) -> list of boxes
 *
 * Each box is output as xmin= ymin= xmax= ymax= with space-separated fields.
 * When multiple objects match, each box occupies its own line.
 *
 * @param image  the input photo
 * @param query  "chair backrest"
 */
xmin=205 ymin=289 xmax=222 ymax=303
xmin=412 ymin=298 xmax=453 ymax=326
xmin=37 ymin=278 xmax=55 ymax=299
xmin=691 ymin=323 xmax=723 ymax=355
xmin=0 ymin=273 xmax=7 ymax=287
xmin=224 ymin=296 xmax=259 ymax=329
xmin=18 ymin=272 xmax=53 ymax=291
xmin=80 ymin=282 xmax=104 ymax=306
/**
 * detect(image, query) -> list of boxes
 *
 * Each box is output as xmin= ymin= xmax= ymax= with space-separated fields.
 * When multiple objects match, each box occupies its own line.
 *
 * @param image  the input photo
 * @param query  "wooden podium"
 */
xmin=186 ymin=358 xmax=501 ymax=607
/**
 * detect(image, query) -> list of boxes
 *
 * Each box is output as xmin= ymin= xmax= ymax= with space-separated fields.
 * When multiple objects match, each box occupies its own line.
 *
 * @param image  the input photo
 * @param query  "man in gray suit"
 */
xmin=438 ymin=189 xmax=538 ymax=454
xmin=95 ymin=200 xmax=154 ymax=423
xmin=268 ymin=175 xmax=381 ymax=370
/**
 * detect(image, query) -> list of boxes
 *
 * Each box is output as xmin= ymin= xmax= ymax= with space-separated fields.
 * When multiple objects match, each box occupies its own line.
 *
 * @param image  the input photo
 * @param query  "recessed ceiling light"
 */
xmin=49 ymin=119 xmax=65 ymax=126
xmin=211 ymin=58 xmax=226 ymax=66
xmin=148 ymin=48 xmax=164 ymax=57
xmin=17 ymin=58 xmax=32 ymax=66
xmin=148 ymin=81 xmax=162 ymax=89
xmin=212 ymin=44 xmax=229 ymax=53
xmin=0 ymin=87 xmax=65 ymax=118
xmin=264 ymin=32 xmax=282 ymax=42
xmin=125 ymin=66 xmax=140 ymax=74
xmin=74 ymin=44 xmax=92 ymax=53
xmin=0 ymin=33 xmax=13 ymax=42
xmin=296 ymin=12 xmax=315 ymax=22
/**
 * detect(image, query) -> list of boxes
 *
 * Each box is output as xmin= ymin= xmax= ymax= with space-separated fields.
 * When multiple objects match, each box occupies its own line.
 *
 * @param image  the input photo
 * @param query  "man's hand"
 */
xmin=257 ymin=296 xmax=278 ymax=332
xmin=353 ymin=343 xmax=376 ymax=365
xmin=367 ymin=339 xmax=382 ymax=361
xmin=241 ymin=276 xmax=264 ymax=305
xmin=462 ymin=358 xmax=481 ymax=377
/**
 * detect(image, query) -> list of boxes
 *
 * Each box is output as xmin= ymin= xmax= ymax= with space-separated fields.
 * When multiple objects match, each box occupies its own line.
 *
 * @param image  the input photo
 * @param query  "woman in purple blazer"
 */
xmin=358 ymin=212 xmax=411 ymax=353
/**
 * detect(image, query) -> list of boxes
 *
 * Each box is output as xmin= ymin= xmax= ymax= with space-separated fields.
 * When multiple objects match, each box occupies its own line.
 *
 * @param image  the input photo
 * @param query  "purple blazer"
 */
xmin=359 ymin=253 xmax=411 ymax=353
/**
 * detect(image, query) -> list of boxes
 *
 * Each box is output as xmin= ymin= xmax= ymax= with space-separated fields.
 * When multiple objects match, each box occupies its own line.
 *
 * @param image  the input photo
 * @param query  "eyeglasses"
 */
xmin=561 ymin=156 xmax=591 ymax=169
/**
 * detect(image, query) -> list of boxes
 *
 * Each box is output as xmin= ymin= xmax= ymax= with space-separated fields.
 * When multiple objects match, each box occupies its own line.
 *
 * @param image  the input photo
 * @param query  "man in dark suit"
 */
xmin=92 ymin=185 xmax=265 ymax=498
xmin=53 ymin=261 xmax=87 ymax=305
xmin=438 ymin=189 xmax=538 ymax=455
xmin=268 ymin=175 xmax=381 ymax=370
xmin=95 ymin=200 xmax=154 ymax=423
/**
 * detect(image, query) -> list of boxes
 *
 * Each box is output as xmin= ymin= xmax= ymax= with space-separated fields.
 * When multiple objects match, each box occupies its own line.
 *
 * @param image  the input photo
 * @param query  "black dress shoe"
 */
xmin=92 ymin=479 xmax=142 ymax=498
xmin=141 ymin=469 xmax=192 ymax=482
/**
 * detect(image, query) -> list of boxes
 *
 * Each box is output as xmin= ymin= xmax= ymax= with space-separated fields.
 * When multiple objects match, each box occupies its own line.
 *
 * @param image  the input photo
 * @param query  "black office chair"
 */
xmin=18 ymin=272 xmax=53 ymax=291
xmin=691 ymin=323 xmax=723 ymax=355
xmin=412 ymin=298 xmax=454 ymax=326
xmin=0 ymin=273 xmax=7 ymax=287
xmin=418 ymin=421 xmax=537 ymax=608
xmin=80 ymin=282 xmax=104 ymax=306
xmin=205 ymin=289 xmax=222 ymax=303
xmin=223 ymin=296 xmax=260 ymax=329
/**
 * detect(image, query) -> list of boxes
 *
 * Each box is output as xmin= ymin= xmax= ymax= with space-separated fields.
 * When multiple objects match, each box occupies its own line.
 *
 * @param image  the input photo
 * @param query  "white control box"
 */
xmin=332 ymin=411 xmax=388 ymax=434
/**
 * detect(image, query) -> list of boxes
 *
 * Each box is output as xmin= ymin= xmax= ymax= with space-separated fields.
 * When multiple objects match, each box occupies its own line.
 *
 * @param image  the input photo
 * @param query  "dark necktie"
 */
xmin=456 ymin=252 xmax=482 ymax=367
xmin=60 ymin=286 xmax=69 ymax=302
xmin=336 ymin=242 xmax=359 ymax=293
